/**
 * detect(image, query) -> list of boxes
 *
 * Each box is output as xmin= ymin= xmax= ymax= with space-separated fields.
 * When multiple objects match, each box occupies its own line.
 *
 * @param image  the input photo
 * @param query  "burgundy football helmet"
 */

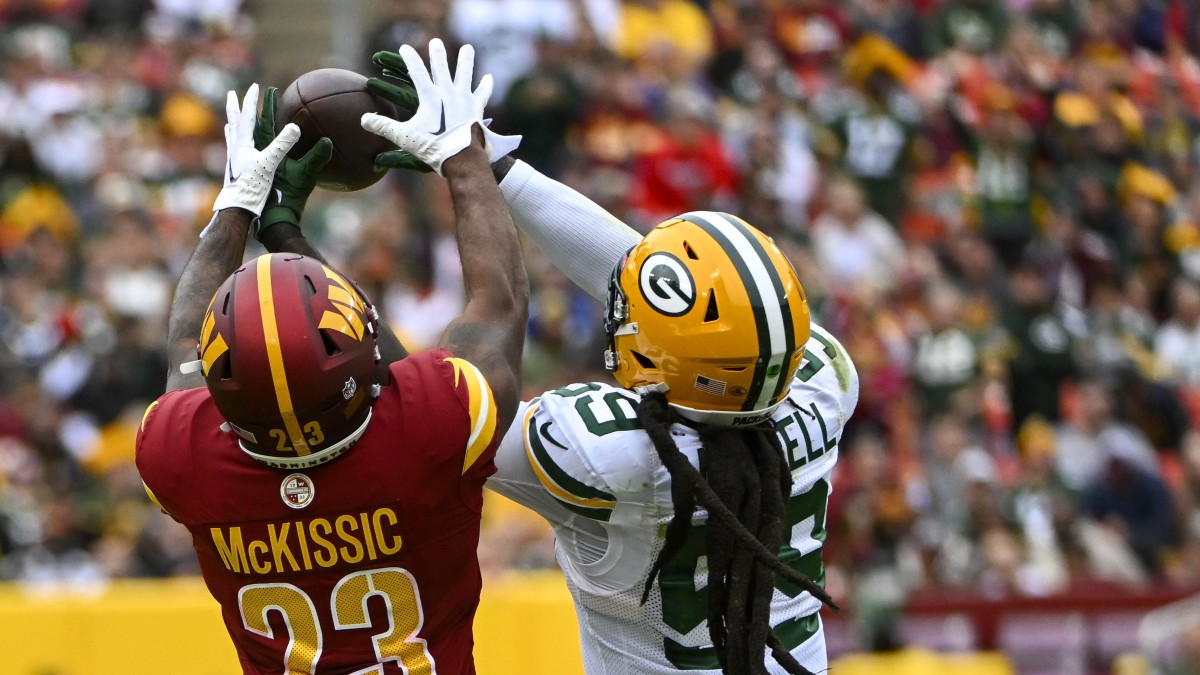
xmin=199 ymin=253 xmax=380 ymax=468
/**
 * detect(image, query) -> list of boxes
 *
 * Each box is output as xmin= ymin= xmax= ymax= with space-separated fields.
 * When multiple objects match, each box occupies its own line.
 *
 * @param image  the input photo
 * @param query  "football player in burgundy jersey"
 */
xmin=136 ymin=41 xmax=526 ymax=674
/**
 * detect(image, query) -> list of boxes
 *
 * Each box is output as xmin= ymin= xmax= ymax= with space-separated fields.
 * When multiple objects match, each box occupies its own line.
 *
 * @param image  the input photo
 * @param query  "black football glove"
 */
xmin=253 ymin=86 xmax=334 ymax=235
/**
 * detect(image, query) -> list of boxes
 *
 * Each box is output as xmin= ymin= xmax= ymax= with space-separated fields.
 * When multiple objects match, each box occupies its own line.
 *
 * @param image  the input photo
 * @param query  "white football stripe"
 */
xmin=682 ymin=211 xmax=787 ymax=410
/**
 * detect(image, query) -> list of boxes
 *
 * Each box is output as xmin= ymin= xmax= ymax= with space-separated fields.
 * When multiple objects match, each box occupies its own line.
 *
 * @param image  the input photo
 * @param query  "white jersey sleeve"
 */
xmin=498 ymin=160 xmax=641 ymax=301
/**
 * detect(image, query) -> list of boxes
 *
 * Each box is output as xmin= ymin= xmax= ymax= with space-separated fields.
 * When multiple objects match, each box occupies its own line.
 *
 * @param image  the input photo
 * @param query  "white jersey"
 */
xmin=490 ymin=325 xmax=859 ymax=674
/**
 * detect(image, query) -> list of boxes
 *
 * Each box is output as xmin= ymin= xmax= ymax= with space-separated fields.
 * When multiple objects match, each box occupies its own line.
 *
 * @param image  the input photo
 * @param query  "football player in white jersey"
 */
xmin=359 ymin=58 xmax=860 ymax=674
xmin=482 ymin=157 xmax=859 ymax=675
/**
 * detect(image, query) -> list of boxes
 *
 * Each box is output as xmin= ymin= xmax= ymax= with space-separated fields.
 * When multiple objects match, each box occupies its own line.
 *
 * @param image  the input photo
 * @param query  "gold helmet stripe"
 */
xmin=256 ymin=256 xmax=310 ymax=456
xmin=679 ymin=212 xmax=796 ymax=411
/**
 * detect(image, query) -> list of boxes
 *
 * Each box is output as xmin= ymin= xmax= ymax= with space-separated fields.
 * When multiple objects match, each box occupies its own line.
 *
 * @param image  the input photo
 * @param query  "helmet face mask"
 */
xmin=604 ymin=212 xmax=811 ymax=427
xmin=603 ymin=249 xmax=633 ymax=371
xmin=201 ymin=254 xmax=381 ymax=468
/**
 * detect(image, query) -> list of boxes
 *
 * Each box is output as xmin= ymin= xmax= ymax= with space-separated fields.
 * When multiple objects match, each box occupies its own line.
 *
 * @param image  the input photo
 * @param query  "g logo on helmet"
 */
xmin=639 ymin=252 xmax=695 ymax=317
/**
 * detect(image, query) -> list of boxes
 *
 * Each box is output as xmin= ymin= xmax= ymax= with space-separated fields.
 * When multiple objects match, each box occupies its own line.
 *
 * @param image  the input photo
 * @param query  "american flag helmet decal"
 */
xmin=694 ymin=374 xmax=728 ymax=396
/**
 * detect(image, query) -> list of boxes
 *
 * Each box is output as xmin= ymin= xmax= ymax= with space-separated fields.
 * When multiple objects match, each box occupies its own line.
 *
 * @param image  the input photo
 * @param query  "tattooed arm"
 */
xmin=439 ymin=125 xmax=529 ymax=437
xmin=165 ymin=84 xmax=302 ymax=392
xmin=165 ymin=210 xmax=253 ymax=392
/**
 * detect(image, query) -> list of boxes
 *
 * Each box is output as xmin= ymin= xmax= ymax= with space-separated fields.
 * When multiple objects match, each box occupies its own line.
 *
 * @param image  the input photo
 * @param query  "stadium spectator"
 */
xmin=818 ymin=35 xmax=921 ymax=223
xmin=1156 ymin=277 xmax=1200 ymax=385
xmin=810 ymin=175 xmax=906 ymax=293
xmin=1055 ymin=377 xmax=1160 ymax=493
xmin=1081 ymin=443 xmax=1181 ymax=577
xmin=1000 ymin=259 xmax=1077 ymax=428
xmin=910 ymin=282 xmax=984 ymax=420
xmin=615 ymin=0 xmax=712 ymax=67
xmin=628 ymin=86 xmax=739 ymax=226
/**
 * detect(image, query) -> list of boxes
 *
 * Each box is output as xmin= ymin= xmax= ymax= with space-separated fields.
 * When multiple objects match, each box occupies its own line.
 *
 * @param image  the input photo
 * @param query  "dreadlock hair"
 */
xmin=635 ymin=391 xmax=837 ymax=675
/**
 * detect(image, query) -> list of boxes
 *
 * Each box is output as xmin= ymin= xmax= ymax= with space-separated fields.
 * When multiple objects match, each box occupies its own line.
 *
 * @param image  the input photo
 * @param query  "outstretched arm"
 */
xmin=166 ymin=85 xmax=300 ymax=392
xmin=362 ymin=39 xmax=528 ymax=437
xmin=492 ymin=157 xmax=640 ymax=301
xmin=364 ymin=51 xmax=626 ymax=302
xmin=438 ymin=127 xmax=528 ymax=436
xmin=166 ymin=210 xmax=253 ymax=392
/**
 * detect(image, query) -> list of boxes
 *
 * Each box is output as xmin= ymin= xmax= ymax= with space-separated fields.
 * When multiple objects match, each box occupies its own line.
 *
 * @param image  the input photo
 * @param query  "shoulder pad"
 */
xmin=785 ymin=324 xmax=860 ymax=434
xmin=525 ymin=383 xmax=661 ymax=516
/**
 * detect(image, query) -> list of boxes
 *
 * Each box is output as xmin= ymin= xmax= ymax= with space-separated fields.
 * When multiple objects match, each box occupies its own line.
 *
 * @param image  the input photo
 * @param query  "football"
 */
xmin=275 ymin=68 xmax=401 ymax=192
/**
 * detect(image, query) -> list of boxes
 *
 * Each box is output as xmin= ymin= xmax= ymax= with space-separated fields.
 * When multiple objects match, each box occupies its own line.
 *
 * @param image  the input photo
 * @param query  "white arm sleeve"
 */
xmin=498 ymin=160 xmax=641 ymax=301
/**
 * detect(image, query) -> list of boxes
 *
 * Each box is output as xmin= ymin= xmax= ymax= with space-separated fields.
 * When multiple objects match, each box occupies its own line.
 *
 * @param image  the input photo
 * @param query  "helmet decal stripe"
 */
xmin=320 ymin=270 xmax=367 ymax=341
xmin=679 ymin=212 xmax=792 ymax=411
xmin=199 ymin=306 xmax=229 ymax=376
xmin=255 ymin=256 xmax=311 ymax=456
xmin=725 ymin=213 xmax=798 ymax=405
xmin=200 ymin=331 xmax=229 ymax=376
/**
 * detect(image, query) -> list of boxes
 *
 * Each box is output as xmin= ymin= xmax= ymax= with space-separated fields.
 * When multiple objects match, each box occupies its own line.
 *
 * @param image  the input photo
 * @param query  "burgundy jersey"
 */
xmin=136 ymin=349 xmax=498 ymax=675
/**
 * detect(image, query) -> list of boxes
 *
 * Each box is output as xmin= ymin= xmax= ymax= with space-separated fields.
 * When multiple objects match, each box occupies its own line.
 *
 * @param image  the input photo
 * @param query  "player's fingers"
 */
xmin=473 ymin=73 xmax=493 ymax=110
xmin=374 ymin=51 xmax=410 ymax=81
xmin=239 ymin=83 xmax=260 ymax=134
xmin=361 ymin=112 xmax=401 ymax=142
xmin=265 ymin=122 xmax=301 ymax=161
xmin=300 ymin=137 xmax=334 ymax=174
xmin=225 ymin=90 xmax=240 ymax=127
xmin=253 ymin=87 xmax=278 ymax=150
xmin=376 ymin=150 xmax=432 ymax=173
xmin=455 ymin=43 xmax=475 ymax=88
xmin=382 ymin=69 xmax=414 ymax=87
xmin=373 ymin=50 xmax=403 ymax=70
xmin=275 ymin=121 xmax=301 ymax=144
xmin=428 ymin=38 xmax=451 ymax=86
xmin=374 ymin=150 xmax=404 ymax=169
xmin=261 ymin=87 xmax=277 ymax=126
xmin=399 ymin=44 xmax=435 ymax=98
xmin=366 ymin=78 xmax=418 ymax=111
xmin=364 ymin=78 xmax=399 ymax=102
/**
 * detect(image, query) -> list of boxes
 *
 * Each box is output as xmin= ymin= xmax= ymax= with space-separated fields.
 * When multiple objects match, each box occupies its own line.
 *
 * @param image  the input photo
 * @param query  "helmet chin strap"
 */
xmin=634 ymin=382 xmax=669 ymax=395
xmin=668 ymin=400 xmax=782 ymax=428
xmin=632 ymin=382 xmax=780 ymax=427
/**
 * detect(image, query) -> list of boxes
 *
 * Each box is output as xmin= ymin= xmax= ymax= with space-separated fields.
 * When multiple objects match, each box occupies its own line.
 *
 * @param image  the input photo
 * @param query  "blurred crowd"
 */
xmin=3 ymin=0 xmax=1200 ymax=664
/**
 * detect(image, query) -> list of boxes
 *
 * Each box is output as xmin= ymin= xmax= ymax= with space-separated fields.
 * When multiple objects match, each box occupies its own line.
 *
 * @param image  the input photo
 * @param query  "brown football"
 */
xmin=275 ymin=68 xmax=400 ymax=192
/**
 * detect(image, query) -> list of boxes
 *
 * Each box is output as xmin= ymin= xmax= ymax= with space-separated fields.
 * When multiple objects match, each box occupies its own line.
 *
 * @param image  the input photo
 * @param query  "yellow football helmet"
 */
xmin=604 ymin=211 xmax=811 ymax=426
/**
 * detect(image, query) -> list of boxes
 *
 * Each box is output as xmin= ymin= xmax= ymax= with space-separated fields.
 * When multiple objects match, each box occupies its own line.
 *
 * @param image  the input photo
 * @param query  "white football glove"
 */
xmin=360 ymin=39 xmax=519 ymax=175
xmin=212 ymin=84 xmax=301 ymax=216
